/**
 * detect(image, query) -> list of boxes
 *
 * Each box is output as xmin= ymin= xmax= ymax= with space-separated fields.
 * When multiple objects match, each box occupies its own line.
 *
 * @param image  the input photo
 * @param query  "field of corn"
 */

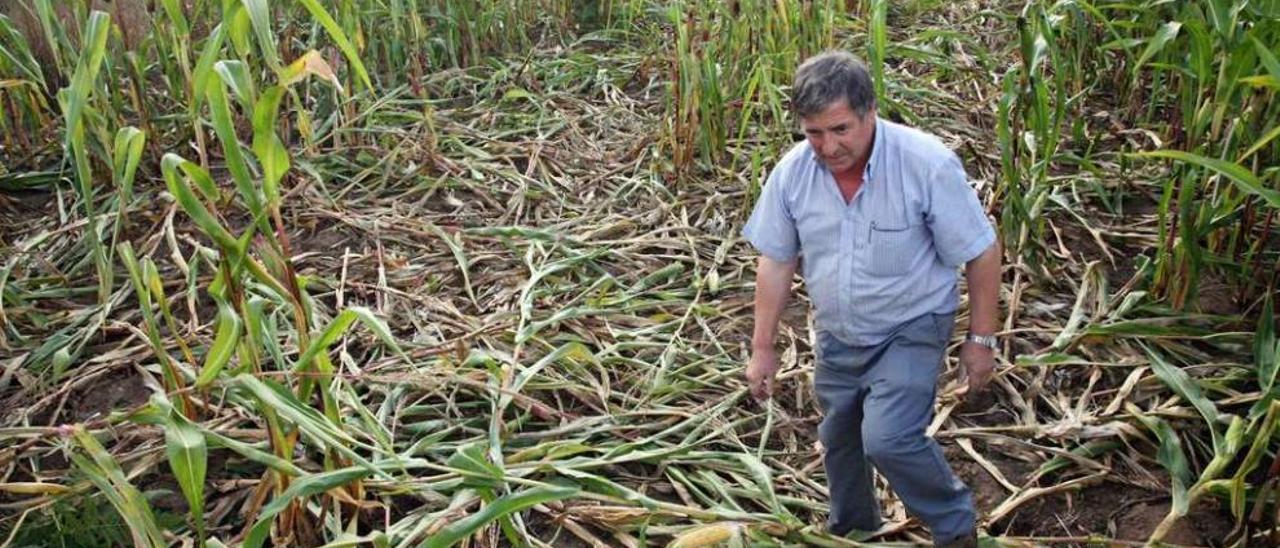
xmin=1 ymin=0 xmax=1278 ymax=546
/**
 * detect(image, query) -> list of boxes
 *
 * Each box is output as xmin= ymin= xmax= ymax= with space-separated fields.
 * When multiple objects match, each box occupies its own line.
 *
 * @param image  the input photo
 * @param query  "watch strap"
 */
xmin=965 ymin=333 xmax=998 ymax=350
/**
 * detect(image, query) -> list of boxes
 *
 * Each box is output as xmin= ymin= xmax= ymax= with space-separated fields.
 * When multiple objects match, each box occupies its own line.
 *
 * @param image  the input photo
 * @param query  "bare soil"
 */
xmin=944 ymin=442 xmax=1236 ymax=546
xmin=70 ymin=368 xmax=150 ymax=422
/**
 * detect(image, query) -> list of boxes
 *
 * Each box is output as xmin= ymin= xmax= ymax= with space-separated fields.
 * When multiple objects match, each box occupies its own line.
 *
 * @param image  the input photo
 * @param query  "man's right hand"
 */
xmin=746 ymin=348 xmax=781 ymax=401
xmin=746 ymin=255 xmax=796 ymax=402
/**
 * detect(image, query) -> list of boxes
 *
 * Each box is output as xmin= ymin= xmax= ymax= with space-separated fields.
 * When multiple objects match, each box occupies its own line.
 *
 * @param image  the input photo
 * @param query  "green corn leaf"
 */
xmin=157 ymin=400 xmax=208 ymax=544
xmin=109 ymin=126 xmax=145 ymax=250
xmin=252 ymin=86 xmax=289 ymax=207
xmin=231 ymin=374 xmax=386 ymax=473
xmin=1032 ymin=440 xmax=1122 ymax=480
xmin=1145 ymin=346 xmax=1222 ymax=451
xmin=142 ymin=257 xmax=166 ymax=306
xmin=1251 ymin=34 xmax=1280 ymax=81
xmin=736 ymin=452 xmax=793 ymax=521
xmin=196 ymin=300 xmax=243 ymax=388
xmin=161 ymin=153 xmax=241 ymax=253
xmin=491 ymin=343 xmax=593 ymax=452
xmin=1205 ymin=0 xmax=1238 ymax=42
xmin=62 ymin=10 xmax=109 ymax=148
xmin=111 ymin=127 xmax=146 ymax=204
xmin=867 ymin=0 xmax=887 ymax=105
xmin=70 ymin=426 xmax=167 ymax=548
xmin=1133 ymin=150 xmax=1280 ymax=209
xmin=1017 ymin=12 xmax=1048 ymax=75
xmin=508 ymin=342 xmax=591 ymax=401
xmin=207 ymin=66 xmax=266 ymax=218
xmin=1134 ymin=22 xmax=1181 ymax=75
xmin=159 ymin=0 xmax=190 ymax=37
xmin=31 ymin=0 xmax=65 ymax=76
xmin=205 ymin=427 xmax=304 ymax=476
xmin=295 ymin=0 xmax=373 ymax=91
xmin=1080 ymin=318 xmax=1212 ymax=338
xmin=1239 ymin=123 xmax=1280 ymax=163
xmin=419 ymin=486 xmax=579 ymax=548
xmin=239 ymin=0 xmax=281 ymax=71
xmin=118 ymin=242 xmax=155 ymax=322
xmin=242 ymin=295 xmax=275 ymax=366
xmin=244 ymin=466 xmax=375 ymax=548
xmin=1132 ymin=412 xmax=1192 ymax=516
xmin=190 ymin=23 xmax=228 ymax=114
xmin=227 ymin=4 xmax=253 ymax=57
xmin=1209 ymin=415 xmax=1247 ymax=477
xmin=0 ymin=14 xmax=46 ymax=88
xmin=293 ymin=307 xmax=407 ymax=376
xmin=214 ymin=59 xmax=257 ymax=108
xmin=1231 ymin=401 xmax=1280 ymax=517
xmin=1250 ymin=296 xmax=1278 ymax=419
xmin=62 ymin=10 xmax=111 ymax=303
xmin=446 ymin=442 xmax=504 ymax=489
xmin=137 ymin=394 xmax=305 ymax=477
xmin=637 ymin=262 xmax=685 ymax=290
xmin=1184 ymin=18 xmax=1212 ymax=84
xmin=118 ymin=242 xmax=182 ymax=379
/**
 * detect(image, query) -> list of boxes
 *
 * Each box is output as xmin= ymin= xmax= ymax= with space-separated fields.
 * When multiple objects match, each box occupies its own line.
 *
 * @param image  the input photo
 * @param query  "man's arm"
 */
xmin=960 ymin=241 xmax=1001 ymax=395
xmin=747 ymin=254 xmax=798 ymax=401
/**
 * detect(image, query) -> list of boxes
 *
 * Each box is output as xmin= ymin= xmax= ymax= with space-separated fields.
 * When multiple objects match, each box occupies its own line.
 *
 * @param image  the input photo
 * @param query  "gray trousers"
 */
xmin=814 ymin=312 xmax=975 ymax=543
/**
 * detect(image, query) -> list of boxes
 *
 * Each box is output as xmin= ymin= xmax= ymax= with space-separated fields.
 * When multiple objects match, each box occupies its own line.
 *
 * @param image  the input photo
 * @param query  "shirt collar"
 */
xmin=864 ymin=116 xmax=884 ymax=181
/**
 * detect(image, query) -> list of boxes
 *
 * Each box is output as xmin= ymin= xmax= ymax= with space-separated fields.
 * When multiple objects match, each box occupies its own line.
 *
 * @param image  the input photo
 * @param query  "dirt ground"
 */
xmin=945 ymin=443 xmax=1237 ymax=545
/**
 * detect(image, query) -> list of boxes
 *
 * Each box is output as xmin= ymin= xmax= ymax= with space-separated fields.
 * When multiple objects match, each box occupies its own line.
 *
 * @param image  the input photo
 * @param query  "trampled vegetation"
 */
xmin=1 ymin=0 xmax=1278 ymax=546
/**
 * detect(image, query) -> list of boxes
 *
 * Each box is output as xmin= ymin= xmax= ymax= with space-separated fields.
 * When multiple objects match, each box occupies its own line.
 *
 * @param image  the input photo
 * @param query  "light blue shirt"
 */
xmin=742 ymin=117 xmax=995 ymax=346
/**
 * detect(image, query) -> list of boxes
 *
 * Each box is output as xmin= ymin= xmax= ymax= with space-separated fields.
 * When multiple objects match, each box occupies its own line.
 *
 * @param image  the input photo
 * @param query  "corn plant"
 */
xmin=663 ymin=0 xmax=840 ymax=175
xmin=1041 ymin=0 xmax=1280 ymax=307
xmin=996 ymin=3 xmax=1070 ymax=269
xmin=1134 ymin=298 xmax=1278 ymax=543
xmin=59 ymin=10 xmax=111 ymax=304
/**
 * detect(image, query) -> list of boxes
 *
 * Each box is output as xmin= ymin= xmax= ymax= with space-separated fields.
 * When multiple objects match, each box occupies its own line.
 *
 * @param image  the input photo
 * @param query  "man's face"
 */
xmin=800 ymin=100 xmax=875 ymax=177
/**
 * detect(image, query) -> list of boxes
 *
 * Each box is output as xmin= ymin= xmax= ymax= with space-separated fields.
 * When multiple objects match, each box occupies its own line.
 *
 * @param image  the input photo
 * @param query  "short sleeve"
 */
xmin=742 ymin=166 xmax=800 ymax=262
xmin=926 ymin=154 xmax=995 ymax=267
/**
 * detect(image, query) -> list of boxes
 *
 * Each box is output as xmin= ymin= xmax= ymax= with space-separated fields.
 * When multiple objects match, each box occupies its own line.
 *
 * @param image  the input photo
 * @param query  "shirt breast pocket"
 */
xmin=865 ymin=220 xmax=925 ymax=277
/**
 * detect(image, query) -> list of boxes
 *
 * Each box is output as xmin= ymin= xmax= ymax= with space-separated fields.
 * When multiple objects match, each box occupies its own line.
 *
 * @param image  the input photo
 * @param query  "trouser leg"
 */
xmin=814 ymin=332 xmax=882 ymax=535
xmin=861 ymin=314 xmax=975 ymax=544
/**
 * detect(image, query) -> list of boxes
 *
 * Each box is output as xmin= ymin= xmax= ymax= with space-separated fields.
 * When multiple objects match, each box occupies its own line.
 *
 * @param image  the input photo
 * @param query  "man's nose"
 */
xmin=821 ymin=138 xmax=839 ymax=156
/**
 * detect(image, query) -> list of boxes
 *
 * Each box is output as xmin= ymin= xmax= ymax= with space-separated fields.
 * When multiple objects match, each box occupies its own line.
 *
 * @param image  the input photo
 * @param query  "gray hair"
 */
xmin=790 ymin=51 xmax=876 ymax=118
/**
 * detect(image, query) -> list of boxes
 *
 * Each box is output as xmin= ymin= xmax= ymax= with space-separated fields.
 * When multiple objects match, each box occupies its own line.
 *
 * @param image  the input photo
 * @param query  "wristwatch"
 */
xmin=965 ymin=333 xmax=999 ymax=351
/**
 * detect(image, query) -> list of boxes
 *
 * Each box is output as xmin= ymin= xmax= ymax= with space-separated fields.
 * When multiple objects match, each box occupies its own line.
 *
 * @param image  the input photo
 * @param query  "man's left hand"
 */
xmin=959 ymin=342 xmax=995 ymax=397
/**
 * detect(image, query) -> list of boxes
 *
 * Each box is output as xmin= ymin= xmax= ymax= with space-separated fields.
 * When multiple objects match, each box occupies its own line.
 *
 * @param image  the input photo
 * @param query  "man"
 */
xmin=742 ymin=51 xmax=1000 ymax=547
